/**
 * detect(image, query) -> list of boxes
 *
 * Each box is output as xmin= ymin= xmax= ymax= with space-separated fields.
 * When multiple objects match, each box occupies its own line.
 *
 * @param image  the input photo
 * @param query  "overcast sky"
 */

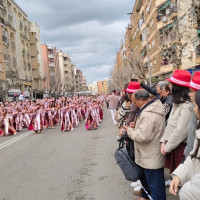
xmin=15 ymin=0 xmax=134 ymax=84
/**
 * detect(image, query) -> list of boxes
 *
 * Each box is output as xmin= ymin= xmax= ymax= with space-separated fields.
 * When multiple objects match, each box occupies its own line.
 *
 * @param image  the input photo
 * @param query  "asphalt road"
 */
xmin=0 ymin=108 xmax=178 ymax=200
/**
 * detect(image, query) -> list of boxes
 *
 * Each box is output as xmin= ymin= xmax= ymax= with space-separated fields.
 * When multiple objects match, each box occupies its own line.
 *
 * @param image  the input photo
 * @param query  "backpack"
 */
xmin=114 ymin=133 xmax=143 ymax=182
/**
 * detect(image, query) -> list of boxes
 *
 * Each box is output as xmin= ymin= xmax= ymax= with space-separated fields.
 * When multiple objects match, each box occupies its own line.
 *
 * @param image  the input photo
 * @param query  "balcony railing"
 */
xmin=19 ymin=21 xmax=23 ymax=29
xmin=11 ymin=42 xmax=15 ymax=49
xmin=48 ymin=54 xmax=54 ymax=59
xmin=2 ymin=35 xmax=8 ymax=43
xmin=0 ymin=17 xmax=4 ymax=24
xmin=8 ymin=10 xmax=13 ymax=18
xmin=22 ymin=49 xmax=26 ymax=54
xmin=49 ymin=63 xmax=54 ymax=67
xmin=4 ymin=54 xmax=11 ymax=61
xmin=12 ymin=57 xmax=17 ymax=65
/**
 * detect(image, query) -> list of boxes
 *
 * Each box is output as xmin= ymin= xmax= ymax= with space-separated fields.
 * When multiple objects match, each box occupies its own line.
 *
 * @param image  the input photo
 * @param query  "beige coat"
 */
xmin=172 ymin=129 xmax=200 ymax=199
xmin=160 ymin=102 xmax=192 ymax=153
xmin=127 ymin=100 xmax=165 ymax=169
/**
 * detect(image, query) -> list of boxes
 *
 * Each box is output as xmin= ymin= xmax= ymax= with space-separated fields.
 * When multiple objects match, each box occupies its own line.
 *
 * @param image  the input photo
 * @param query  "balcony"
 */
xmin=24 ymin=25 xmax=27 ymax=33
xmin=8 ymin=10 xmax=13 ymax=19
xmin=2 ymin=35 xmax=9 ymax=45
xmin=50 ymin=72 xmax=55 ymax=76
xmin=19 ymin=21 xmax=23 ymax=29
xmin=0 ymin=17 xmax=4 ymax=25
xmin=168 ymin=3 xmax=178 ymax=20
xmin=48 ymin=54 xmax=54 ymax=59
xmin=32 ymin=69 xmax=40 ymax=79
xmin=31 ymin=57 xmax=39 ymax=69
xmin=30 ymin=45 xmax=38 ymax=57
xmin=4 ymin=54 xmax=11 ymax=62
xmin=5 ymin=21 xmax=11 ymax=27
xmin=136 ymin=0 xmax=143 ymax=12
xmin=22 ymin=48 xmax=26 ymax=55
xmin=12 ymin=57 xmax=17 ymax=65
xmin=11 ymin=42 xmax=15 ymax=49
xmin=24 ymin=61 xmax=28 ymax=70
xmin=49 ymin=63 xmax=54 ymax=67
xmin=196 ymin=45 xmax=200 ymax=64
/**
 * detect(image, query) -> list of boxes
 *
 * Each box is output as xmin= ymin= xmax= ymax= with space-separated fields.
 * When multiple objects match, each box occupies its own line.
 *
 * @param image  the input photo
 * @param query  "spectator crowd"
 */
xmin=106 ymin=70 xmax=200 ymax=200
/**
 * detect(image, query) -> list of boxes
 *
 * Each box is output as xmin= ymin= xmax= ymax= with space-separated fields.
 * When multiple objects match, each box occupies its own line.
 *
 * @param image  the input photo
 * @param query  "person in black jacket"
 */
xmin=138 ymin=79 xmax=172 ymax=122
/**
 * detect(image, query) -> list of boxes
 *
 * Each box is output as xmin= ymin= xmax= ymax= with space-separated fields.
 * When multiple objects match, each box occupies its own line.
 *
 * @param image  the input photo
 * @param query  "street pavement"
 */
xmin=0 ymin=108 xmax=179 ymax=200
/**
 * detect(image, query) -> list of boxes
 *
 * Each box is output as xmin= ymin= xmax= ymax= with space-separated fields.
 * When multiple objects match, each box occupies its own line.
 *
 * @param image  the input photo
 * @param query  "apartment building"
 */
xmin=177 ymin=0 xmax=200 ymax=70
xmin=97 ymin=79 xmax=108 ymax=95
xmin=30 ymin=22 xmax=44 ymax=99
xmin=0 ymin=11 xmax=6 ymax=101
xmin=0 ymin=0 xmax=32 ymax=100
xmin=58 ymin=51 xmax=73 ymax=95
xmin=41 ymin=45 xmax=61 ymax=97
xmin=120 ymin=0 xmax=200 ymax=85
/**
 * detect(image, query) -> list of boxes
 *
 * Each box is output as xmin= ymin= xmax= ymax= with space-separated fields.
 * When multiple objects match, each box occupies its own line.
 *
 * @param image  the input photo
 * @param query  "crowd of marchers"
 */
xmin=106 ymin=70 xmax=200 ymax=200
xmin=0 ymin=96 xmax=104 ymax=136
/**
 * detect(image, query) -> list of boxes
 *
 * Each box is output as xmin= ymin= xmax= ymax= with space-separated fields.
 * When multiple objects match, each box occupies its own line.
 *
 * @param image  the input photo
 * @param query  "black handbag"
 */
xmin=114 ymin=132 xmax=144 ymax=182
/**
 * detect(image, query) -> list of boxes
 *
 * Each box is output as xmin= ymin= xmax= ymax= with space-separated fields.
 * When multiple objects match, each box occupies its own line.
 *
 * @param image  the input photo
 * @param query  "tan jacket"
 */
xmin=106 ymin=94 xmax=119 ymax=109
xmin=127 ymin=100 xmax=165 ymax=169
xmin=160 ymin=102 xmax=192 ymax=153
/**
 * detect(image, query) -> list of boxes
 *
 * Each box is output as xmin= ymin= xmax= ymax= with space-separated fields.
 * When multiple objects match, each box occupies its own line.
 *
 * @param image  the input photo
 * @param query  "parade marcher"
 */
xmin=124 ymin=90 xmax=166 ymax=200
xmin=161 ymin=70 xmax=192 ymax=175
xmin=3 ymin=110 xmax=16 ymax=135
xmin=169 ymin=89 xmax=200 ymax=200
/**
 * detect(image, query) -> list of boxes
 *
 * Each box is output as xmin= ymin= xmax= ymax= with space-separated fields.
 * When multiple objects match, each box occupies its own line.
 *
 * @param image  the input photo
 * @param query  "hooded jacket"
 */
xmin=127 ymin=100 xmax=165 ymax=169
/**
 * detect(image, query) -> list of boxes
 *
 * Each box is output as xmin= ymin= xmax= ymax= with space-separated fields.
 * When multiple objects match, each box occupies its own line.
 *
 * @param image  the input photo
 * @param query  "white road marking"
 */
xmin=0 ymin=131 xmax=34 ymax=151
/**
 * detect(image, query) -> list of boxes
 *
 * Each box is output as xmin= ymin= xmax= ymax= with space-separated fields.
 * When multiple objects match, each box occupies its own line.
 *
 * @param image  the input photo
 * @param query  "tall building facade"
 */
xmin=30 ymin=22 xmax=44 ymax=99
xmin=113 ymin=0 xmax=200 ymax=87
xmin=58 ymin=51 xmax=73 ymax=95
xmin=0 ymin=0 xmax=32 ymax=100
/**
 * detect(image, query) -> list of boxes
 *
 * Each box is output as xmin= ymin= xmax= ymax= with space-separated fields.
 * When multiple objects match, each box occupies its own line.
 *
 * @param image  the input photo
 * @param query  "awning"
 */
xmin=160 ymin=22 xmax=174 ymax=33
xmin=158 ymin=0 xmax=171 ymax=12
xmin=136 ymin=0 xmax=143 ymax=12
xmin=8 ymin=89 xmax=21 ymax=94
xmin=198 ymin=30 xmax=200 ymax=38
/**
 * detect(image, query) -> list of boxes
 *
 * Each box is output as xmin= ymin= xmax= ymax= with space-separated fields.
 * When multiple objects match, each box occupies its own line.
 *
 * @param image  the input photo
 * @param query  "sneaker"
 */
xmin=134 ymin=185 xmax=142 ymax=191
xmin=165 ymin=179 xmax=171 ymax=187
xmin=131 ymin=180 xmax=141 ymax=188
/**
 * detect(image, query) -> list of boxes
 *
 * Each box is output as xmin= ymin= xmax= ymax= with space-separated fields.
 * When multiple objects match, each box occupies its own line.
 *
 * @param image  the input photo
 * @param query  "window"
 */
xmin=0 ymin=63 xmax=3 ymax=71
xmin=152 ymin=39 xmax=155 ymax=47
xmin=150 ymin=19 xmax=154 ymax=27
xmin=142 ymin=29 xmax=146 ymax=41
xmin=149 ymin=42 xmax=151 ymax=50
xmin=154 ymin=59 xmax=157 ymax=66
xmin=146 ymin=26 xmax=149 ymax=35
xmin=192 ymin=39 xmax=199 ymax=51
xmin=150 ymin=62 xmax=153 ymax=69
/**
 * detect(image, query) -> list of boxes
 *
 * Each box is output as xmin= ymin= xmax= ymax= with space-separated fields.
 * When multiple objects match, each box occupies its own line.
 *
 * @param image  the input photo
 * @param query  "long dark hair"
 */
xmin=172 ymin=83 xmax=190 ymax=104
xmin=191 ymin=90 xmax=200 ymax=159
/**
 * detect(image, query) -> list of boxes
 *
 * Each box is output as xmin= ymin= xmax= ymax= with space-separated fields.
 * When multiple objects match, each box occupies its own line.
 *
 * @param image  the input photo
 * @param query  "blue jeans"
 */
xmin=143 ymin=167 xmax=166 ymax=200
